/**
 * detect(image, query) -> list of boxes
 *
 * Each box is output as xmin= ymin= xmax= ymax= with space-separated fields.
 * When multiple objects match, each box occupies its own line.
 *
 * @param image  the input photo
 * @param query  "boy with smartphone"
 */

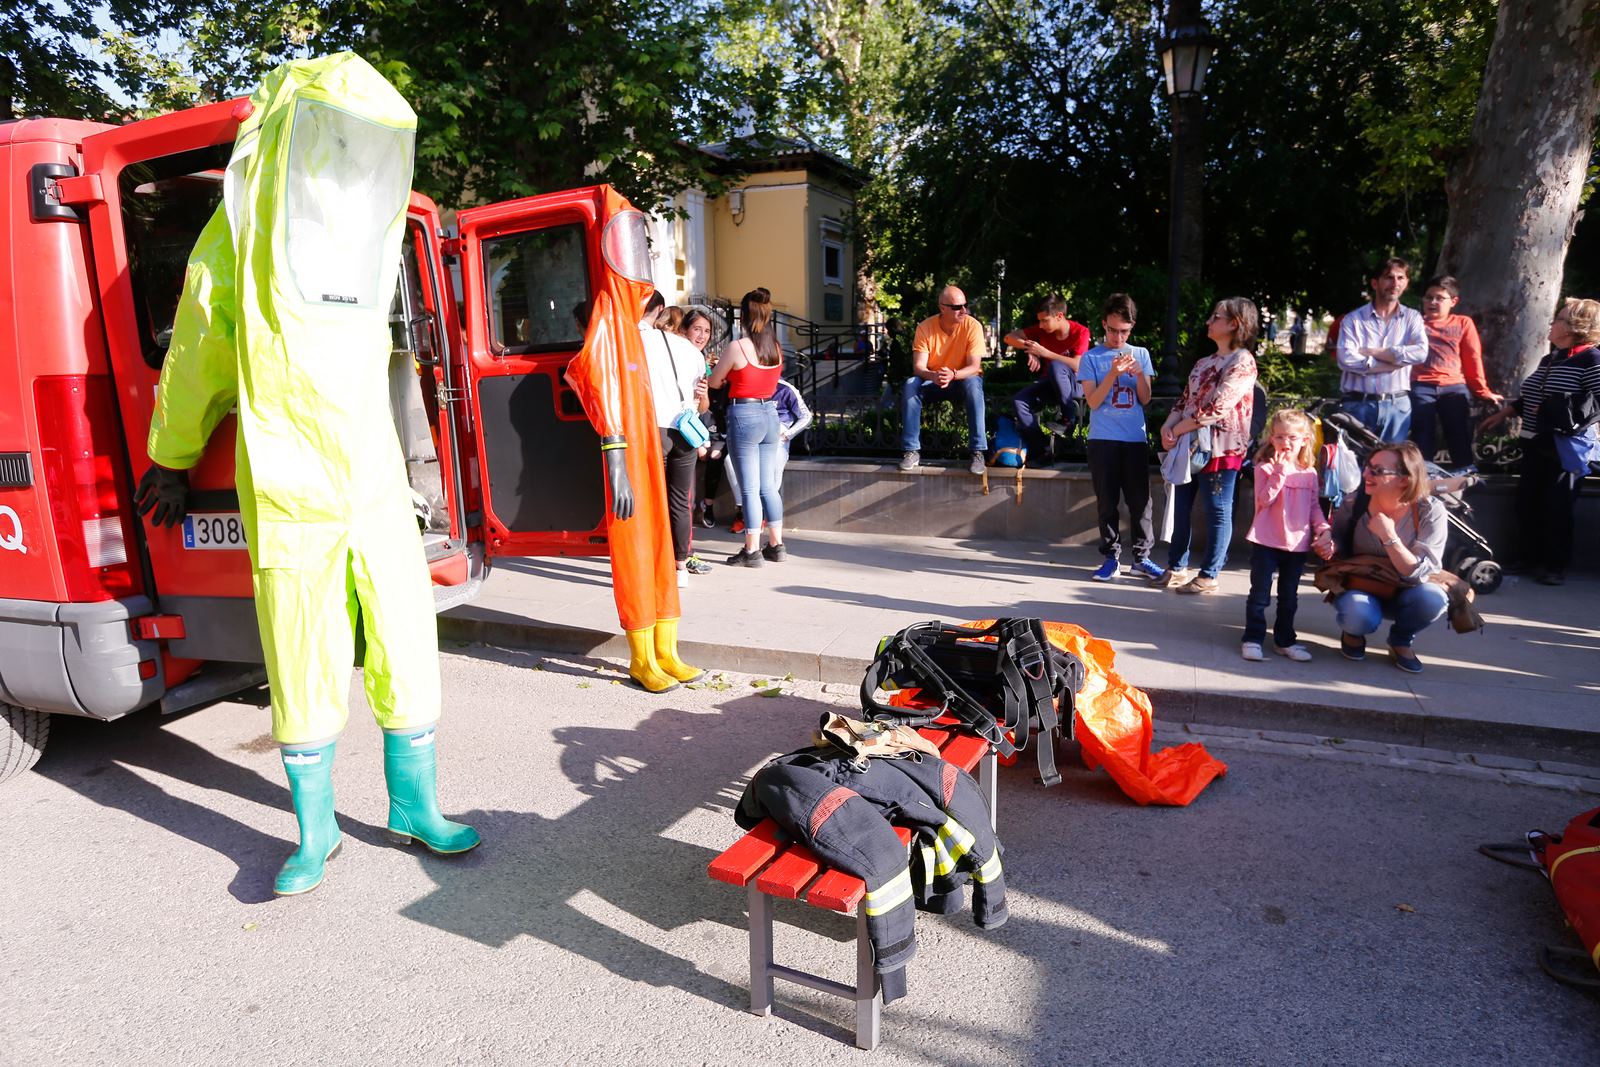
xmin=1079 ymin=293 xmax=1162 ymax=582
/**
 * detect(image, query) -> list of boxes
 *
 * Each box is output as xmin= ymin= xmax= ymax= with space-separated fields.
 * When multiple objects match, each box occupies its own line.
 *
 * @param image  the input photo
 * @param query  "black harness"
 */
xmin=859 ymin=618 xmax=1085 ymax=787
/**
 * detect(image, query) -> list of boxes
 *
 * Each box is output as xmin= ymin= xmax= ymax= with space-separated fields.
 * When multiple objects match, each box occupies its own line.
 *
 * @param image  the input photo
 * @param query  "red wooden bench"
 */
xmin=706 ymin=724 xmax=996 ymax=1050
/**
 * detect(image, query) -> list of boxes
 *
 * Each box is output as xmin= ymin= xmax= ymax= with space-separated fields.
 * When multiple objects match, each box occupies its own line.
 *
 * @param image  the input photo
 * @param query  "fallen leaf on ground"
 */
xmin=1395 ymin=903 xmax=1415 ymax=913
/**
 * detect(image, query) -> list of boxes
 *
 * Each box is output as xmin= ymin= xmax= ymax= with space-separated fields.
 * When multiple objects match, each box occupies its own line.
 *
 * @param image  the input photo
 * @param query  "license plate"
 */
xmin=182 ymin=513 xmax=248 ymax=550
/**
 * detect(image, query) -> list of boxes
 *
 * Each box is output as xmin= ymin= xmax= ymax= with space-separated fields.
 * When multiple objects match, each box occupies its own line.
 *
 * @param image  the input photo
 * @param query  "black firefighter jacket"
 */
xmin=735 ymin=748 xmax=1008 ymax=1003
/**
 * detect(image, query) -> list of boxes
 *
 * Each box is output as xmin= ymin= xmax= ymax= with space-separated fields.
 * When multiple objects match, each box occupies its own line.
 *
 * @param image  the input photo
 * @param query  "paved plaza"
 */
xmin=3 ymin=647 xmax=1598 ymax=1065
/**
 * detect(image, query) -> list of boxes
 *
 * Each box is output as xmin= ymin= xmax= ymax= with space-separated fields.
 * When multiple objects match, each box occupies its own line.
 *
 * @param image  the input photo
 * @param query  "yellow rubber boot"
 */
xmin=653 ymin=617 xmax=703 ymax=683
xmin=626 ymin=626 xmax=680 ymax=692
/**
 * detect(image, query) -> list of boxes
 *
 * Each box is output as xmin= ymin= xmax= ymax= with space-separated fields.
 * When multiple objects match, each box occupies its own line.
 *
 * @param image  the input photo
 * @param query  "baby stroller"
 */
xmin=1318 ymin=408 xmax=1502 ymax=594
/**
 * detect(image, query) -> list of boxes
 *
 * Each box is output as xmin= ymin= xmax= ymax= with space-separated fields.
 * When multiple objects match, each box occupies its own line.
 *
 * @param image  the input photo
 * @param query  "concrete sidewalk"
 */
xmin=441 ymin=527 xmax=1600 ymax=762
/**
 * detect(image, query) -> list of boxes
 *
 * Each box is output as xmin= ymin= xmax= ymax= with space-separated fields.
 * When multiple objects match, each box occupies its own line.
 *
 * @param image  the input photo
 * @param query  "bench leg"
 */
xmin=747 ymin=882 xmax=775 ymax=1017
xmin=978 ymin=751 xmax=998 ymax=831
xmin=853 ymin=904 xmax=881 ymax=1051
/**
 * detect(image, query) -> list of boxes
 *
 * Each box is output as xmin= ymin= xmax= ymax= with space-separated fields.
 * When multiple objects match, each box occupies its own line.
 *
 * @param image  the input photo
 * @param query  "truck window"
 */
xmin=483 ymin=224 xmax=590 ymax=354
xmin=118 ymin=144 xmax=231 ymax=370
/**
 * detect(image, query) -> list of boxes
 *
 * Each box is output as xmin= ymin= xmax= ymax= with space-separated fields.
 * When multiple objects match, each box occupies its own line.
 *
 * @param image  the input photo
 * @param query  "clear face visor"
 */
xmin=600 ymin=210 xmax=653 ymax=284
xmin=283 ymin=100 xmax=415 ymax=308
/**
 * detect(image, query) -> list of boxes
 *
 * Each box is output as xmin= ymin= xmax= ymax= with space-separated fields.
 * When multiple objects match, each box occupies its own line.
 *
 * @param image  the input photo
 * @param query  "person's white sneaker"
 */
xmin=1274 ymin=643 xmax=1313 ymax=662
xmin=1240 ymin=641 xmax=1264 ymax=662
xmin=677 ymin=569 xmax=688 ymax=589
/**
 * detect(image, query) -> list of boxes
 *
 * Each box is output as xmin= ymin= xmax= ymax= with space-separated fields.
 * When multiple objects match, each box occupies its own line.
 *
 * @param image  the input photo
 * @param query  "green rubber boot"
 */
xmin=274 ymin=741 xmax=342 ymax=897
xmin=383 ymin=726 xmax=481 ymax=855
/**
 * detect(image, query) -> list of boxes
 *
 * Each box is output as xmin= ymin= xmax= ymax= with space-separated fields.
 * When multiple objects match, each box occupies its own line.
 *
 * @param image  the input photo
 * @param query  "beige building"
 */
xmin=648 ymin=138 xmax=865 ymax=329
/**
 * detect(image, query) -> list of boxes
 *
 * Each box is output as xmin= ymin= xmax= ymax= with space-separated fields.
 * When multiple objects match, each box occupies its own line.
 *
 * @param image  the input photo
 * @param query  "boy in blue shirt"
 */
xmin=1079 ymin=293 xmax=1163 ymax=582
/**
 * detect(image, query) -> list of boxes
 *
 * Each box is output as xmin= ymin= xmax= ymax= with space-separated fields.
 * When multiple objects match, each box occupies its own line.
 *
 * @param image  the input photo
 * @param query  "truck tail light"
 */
xmin=35 ymin=376 xmax=140 ymax=601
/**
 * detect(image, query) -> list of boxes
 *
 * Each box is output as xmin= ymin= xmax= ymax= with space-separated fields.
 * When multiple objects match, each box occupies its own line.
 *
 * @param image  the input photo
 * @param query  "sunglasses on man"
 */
xmin=940 ymin=302 xmax=968 ymax=311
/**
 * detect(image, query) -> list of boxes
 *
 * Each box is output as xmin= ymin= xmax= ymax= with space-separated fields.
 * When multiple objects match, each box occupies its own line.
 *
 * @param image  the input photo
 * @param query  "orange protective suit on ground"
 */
xmin=1038 ymin=620 xmax=1225 ymax=806
xmin=563 ymin=188 xmax=698 ymax=691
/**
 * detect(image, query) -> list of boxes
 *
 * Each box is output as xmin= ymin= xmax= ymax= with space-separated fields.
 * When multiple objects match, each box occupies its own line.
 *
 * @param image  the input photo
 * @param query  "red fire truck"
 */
xmin=0 ymin=98 xmax=633 ymax=781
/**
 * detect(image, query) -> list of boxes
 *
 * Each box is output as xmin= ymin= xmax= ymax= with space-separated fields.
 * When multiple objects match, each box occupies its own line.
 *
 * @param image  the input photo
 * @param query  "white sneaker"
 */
xmin=1274 ymin=643 xmax=1313 ymax=662
xmin=677 ymin=569 xmax=688 ymax=589
xmin=1240 ymin=642 xmax=1264 ymax=662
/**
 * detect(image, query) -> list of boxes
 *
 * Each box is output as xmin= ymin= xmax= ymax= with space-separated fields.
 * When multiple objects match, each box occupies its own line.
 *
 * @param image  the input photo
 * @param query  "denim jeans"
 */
xmin=1334 ymin=582 xmax=1449 ymax=648
xmin=1011 ymin=361 xmax=1077 ymax=455
xmin=1340 ymin=394 xmax=1412 ymax=444
xmin=1243 ymin=544 xmax=1308 ymax=647
xmin=726 ymin=401 xmax=783 ymax=528
xmin=1409 ymin=383 xmax=1473 ymax=468
xmin=899 ymin=375 xmax=987 ymax=452
xmin=722 ymin=439 xmax=791 ymax=501
xmin=1166 ymin=467 xmax=1240 ymax=578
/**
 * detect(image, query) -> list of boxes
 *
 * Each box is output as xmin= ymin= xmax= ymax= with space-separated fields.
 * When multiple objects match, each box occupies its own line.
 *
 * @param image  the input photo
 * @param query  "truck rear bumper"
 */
xmin=0 ymin=596 xmax=164 ymax=719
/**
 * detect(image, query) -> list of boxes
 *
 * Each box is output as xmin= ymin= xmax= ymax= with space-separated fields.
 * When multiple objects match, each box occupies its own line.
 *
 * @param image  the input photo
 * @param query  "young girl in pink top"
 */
xmin=1242 ymin=409 xmax=1334 ymax=662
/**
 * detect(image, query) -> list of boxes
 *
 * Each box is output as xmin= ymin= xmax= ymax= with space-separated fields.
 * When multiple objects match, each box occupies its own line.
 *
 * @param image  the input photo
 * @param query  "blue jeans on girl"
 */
xmin=727 ymin=400 xmax=784 ymax=529
xmin=1243 ymin=544 xmax=1308 ymax=647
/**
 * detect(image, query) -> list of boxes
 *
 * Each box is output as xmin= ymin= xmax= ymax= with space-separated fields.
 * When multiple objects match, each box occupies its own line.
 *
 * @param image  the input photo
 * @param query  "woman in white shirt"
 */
xmin=640 ymin=294 xmax=712 ymax=583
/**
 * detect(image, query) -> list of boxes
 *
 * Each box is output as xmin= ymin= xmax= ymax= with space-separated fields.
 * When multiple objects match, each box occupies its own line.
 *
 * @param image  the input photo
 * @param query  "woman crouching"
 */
xmin=1326 ymin=441 xmax=1449 ymax=674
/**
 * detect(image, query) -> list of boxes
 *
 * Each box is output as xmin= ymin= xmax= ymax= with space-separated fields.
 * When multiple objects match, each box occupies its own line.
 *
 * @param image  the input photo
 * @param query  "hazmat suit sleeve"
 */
xmin=147 ymin=206 xmax=240 ymax=470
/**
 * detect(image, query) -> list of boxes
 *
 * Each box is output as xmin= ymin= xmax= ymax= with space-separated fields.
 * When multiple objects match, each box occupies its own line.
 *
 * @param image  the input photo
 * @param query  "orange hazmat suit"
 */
xmin=562 ymin=189 xmax=698 ymax=691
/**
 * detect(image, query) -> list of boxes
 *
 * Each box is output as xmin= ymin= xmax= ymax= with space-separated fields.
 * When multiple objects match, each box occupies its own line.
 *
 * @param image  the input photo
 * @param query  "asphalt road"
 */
xmin=2 ymin=646 xmax=1595 ymax=1066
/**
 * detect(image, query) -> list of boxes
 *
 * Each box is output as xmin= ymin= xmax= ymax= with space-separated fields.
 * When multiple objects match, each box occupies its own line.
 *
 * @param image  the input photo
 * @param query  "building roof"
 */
xmin=699 ymin=133 xmax=867 ymax=190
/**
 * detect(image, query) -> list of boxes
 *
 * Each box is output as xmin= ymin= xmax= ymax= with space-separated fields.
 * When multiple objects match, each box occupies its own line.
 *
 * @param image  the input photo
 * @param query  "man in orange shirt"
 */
xmin=899 ymin=285 xmax=989 ymax=474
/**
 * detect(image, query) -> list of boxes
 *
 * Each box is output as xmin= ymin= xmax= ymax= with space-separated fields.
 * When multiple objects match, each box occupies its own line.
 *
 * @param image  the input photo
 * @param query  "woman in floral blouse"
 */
xmin=1158 ymin=298 xmax=1261 ymax=594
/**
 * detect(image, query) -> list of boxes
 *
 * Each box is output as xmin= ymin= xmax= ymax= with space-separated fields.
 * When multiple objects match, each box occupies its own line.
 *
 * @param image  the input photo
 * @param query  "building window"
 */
xmin=822 ymin=239 xmax=844 ymax=287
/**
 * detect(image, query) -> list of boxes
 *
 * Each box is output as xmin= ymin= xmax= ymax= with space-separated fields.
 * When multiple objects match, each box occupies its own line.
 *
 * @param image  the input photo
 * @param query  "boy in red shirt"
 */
xmin=1002 ymin=293 xmax=1091 ymax=463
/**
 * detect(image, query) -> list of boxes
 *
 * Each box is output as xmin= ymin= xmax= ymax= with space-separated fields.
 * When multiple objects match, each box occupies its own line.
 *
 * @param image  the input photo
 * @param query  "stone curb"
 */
xmin=439 ymin=612 xmax=1600 ymax=766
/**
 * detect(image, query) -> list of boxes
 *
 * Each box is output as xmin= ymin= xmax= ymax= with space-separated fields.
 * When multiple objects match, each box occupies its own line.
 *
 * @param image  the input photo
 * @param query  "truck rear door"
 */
xmin=454 ymin=188 xmax=609 ymax=559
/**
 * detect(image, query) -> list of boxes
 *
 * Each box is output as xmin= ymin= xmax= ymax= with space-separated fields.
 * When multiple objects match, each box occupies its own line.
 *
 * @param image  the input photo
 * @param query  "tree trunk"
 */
xmin=1436 ymin=0 xmax=1600 ymax=391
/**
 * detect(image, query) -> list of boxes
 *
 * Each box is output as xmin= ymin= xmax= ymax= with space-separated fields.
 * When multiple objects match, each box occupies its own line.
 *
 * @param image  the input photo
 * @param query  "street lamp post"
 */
xmin=1157 ymin=7 xmax=1219 ymax=395
xmin=994 ymin=258 xmax=1006 ymax=361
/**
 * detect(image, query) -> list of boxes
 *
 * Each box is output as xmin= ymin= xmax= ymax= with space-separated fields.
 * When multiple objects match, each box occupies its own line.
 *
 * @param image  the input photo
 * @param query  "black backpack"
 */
xmin=859 ymin=618 xmax=1085 ymax=787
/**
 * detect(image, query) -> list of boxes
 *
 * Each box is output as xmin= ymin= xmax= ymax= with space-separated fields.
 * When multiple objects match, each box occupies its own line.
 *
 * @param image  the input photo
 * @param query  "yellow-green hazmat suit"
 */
xmin=148 ymin=53 xmax=436 ymax=745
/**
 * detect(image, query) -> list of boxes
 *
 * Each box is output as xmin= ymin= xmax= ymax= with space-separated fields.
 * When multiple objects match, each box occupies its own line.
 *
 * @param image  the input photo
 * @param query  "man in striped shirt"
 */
xmin=1336 ymin=257 xmax=1428 ymax=443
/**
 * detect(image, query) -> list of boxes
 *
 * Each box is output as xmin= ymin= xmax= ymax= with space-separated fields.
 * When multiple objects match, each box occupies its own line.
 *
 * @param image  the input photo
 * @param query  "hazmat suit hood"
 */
xmin=565 ymin=188 xmax=657 ymax=439
xmin=151 ymin=51 xmax=418 ymax=539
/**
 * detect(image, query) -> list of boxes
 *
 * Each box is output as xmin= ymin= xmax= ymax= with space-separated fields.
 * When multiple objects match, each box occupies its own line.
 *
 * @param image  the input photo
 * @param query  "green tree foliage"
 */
xmin=362 ymin=0 xmax=744 ymax=209
xmin=97 ymin=1 xmax=337 ymax=114
xmin=881 ymin=0 xmax=1534 ymax=345
xmin=714 ymin=0 xmax=936 ymax=313
xmin=2 ymin=2 xmax=117 ymax=119
xmin=91 ymin=0 xmax=742 ymax=211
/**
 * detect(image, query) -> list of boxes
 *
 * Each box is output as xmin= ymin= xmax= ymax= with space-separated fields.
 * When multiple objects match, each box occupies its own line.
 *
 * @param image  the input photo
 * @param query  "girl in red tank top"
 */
xmin=708 ymin=288 xmax=788 ymax=565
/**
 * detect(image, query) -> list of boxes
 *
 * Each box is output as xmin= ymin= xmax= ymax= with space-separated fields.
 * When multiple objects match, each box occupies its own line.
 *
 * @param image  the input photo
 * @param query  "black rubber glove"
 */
xmin=602 ymin=438 xmax=633 ymax=521
xmin=134 ymin=464 xmax=189 ymax=528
